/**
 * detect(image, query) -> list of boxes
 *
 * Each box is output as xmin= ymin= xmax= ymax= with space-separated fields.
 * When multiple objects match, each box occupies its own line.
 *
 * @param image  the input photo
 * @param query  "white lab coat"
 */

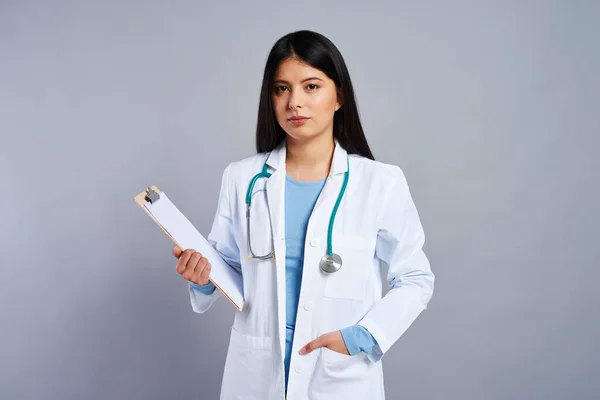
xmin=189 ymin=139 xmax=434 ymax=400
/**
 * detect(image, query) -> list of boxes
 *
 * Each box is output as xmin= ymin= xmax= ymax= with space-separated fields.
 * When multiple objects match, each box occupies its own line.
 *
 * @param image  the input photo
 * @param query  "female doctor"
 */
xmin=173 ymin=30 xmax=434 ymax=400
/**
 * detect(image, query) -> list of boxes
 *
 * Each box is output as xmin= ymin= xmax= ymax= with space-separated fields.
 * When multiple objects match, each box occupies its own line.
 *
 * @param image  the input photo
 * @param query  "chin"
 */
xmin=285 ymin=131 xmax=324 ymax=143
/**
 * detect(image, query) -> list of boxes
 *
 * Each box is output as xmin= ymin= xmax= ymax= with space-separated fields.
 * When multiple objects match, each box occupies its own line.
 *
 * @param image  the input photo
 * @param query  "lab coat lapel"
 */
xmin=311 ymin=141 xmax=349 ymax=218
xmin=265 ymin=145 xmax=286 ymax=242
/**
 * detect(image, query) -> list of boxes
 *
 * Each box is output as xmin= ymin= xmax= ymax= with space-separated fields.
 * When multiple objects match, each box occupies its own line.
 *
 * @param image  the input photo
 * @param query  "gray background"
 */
xmin=1 ymin=1 xmax=598 ymax=399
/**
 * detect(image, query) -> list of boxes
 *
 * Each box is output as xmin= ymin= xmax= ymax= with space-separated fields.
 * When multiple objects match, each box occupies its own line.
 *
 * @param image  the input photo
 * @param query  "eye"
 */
xmin=274 ymin=85 xmax=289 ymax=94
xmin=307 ymin=83 xmax=319 ymax=91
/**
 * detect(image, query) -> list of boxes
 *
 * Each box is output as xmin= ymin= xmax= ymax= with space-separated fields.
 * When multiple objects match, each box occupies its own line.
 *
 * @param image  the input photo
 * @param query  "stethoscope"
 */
xmin=245 ymin=156 xmax=349 ymax=273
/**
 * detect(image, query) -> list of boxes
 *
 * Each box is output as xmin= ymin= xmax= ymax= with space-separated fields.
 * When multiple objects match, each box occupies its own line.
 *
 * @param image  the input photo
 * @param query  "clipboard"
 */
xmin=134 ymin=185 xmax=245 ymax=311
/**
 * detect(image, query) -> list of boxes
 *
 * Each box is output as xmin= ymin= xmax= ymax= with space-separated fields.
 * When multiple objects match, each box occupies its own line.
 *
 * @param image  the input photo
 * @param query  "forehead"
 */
xmin=274 ymin=57 xmax=327 ymax=81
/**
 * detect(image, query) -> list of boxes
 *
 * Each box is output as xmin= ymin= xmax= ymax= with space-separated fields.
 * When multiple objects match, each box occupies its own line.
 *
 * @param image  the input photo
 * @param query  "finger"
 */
xmin=191 ymin=256 xmax=208 ymax=282
xmin=183 ymin=252 xmax=202 ymax=280
xmin=198 ymin=258 xmax=211 ymax=283
xmin=176 ymin=249 xmax=194 ymax=274
xmin=175 ymin=249 xmax=191 ymax=273
xmin=299 ymin=336 xmax=324 ymax=355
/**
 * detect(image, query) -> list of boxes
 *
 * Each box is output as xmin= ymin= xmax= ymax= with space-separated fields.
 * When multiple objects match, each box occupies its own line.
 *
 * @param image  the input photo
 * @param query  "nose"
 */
xmin=288 ymin=90 xmax=303 ymax=109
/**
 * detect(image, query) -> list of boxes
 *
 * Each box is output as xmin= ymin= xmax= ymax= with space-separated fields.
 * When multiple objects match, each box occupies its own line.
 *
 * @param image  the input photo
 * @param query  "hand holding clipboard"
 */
xmin=172 ymin=246 xmax=212 ymax=286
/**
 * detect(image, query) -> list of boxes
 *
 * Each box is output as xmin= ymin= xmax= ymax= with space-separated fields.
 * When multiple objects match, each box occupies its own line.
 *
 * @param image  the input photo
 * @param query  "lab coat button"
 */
xmin=303 ymin=302 xmax=312 ymax=311
xmin=309 ymin=238 xmax=320 ymax=247
xmin=294 ymin=364 xmax=304 ymax=373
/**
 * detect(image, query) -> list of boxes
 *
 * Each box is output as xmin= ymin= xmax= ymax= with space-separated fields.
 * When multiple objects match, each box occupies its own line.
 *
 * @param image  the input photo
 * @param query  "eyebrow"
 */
xmin=272 ymin=77 xmax=325 ymax=85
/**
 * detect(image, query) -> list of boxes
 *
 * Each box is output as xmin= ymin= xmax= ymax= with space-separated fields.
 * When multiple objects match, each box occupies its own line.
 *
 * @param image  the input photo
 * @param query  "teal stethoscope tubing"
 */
xmin=245 ymin=156 xmax=349 ymax=262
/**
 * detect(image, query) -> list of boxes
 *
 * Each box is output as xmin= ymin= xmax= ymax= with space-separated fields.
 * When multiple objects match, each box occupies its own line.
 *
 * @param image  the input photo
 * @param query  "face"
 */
xmin=271 ymin=57 xmax=342 ymax=143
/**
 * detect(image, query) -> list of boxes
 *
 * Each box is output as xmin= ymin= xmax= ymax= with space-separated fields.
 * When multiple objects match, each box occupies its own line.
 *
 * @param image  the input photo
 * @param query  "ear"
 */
xmin=335 ymin=88 xmax=344 ymax=111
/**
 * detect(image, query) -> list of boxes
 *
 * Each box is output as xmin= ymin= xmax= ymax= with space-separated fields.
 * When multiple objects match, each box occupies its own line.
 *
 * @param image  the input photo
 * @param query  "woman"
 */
xmin=173 ymin=30 xmax=434 ymax=400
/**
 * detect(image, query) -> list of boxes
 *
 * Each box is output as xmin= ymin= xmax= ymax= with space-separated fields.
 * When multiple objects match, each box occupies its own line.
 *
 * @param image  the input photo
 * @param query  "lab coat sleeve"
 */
xmin=357 ymin=165 xmax=434 ymax=362
xmin=189 ymin=163 xmax=242 ymax=313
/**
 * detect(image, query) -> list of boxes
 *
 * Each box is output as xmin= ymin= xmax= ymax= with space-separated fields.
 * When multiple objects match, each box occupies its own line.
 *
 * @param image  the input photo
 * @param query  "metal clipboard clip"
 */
xmin=144 ymin=186 xmax=161 ymax=204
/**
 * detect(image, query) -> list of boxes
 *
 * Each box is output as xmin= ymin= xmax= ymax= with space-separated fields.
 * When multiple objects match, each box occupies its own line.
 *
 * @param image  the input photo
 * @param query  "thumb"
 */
xmin=173 ymin=246 xmax=182 ymax=258
xmin=299 ymin=335 xmax=324 ymax=355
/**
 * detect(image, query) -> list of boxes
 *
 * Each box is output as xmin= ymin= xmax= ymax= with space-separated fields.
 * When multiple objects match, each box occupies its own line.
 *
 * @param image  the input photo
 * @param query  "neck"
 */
xmin=285 ymin=134 xmax=335 ymax=182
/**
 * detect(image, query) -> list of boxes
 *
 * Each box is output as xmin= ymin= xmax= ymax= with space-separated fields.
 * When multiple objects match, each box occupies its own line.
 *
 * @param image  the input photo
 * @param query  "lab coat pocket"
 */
xmin=323 ymin=235 xmax=375 ymax=300
xmin=319 ymin=346 xmax=355 ymax=363
xmin=307 ymin=347 xmax=371 ymax=400
xmin=220 ymin=327 xmax=273 ymax=400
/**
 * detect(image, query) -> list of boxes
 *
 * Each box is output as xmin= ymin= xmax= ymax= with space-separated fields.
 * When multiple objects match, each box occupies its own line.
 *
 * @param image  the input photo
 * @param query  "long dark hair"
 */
xmin=255 ymin=30 xmax=375 ymax=160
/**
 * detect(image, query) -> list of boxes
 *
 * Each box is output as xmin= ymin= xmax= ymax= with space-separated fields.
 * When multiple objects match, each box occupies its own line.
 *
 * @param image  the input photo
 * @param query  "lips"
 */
xmin=288 ymin=117 xmax=309 ymax=126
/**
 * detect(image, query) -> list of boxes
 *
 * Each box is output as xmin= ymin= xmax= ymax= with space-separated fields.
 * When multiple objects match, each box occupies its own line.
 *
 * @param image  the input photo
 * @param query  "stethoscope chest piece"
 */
xmin=320 ymin=253 xmax=342 ymax=273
